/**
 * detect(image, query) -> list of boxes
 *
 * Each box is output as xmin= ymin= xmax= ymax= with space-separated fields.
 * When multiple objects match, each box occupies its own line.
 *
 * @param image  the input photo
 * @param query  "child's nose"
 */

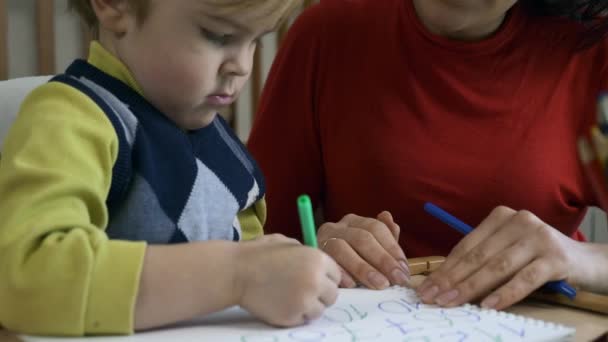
xmin=221 ymin=46 xmax=254 ymax=77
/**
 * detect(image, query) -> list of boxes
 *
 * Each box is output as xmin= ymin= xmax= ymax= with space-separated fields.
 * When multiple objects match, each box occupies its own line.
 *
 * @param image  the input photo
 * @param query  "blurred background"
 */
xmin=1 ymin=0 xmax=606 ymax=242
xmin=0 ymin=0 xmax=317 ymax=140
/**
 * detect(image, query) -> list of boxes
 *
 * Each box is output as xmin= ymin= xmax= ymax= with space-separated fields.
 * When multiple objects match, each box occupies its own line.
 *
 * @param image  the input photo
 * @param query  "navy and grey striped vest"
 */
xmin=51 ymin=60 xmax=265 ymax=243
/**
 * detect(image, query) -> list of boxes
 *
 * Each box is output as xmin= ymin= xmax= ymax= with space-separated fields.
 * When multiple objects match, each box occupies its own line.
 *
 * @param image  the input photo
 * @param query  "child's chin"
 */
xmin=171 ymin=111 xmax=217 ymax=131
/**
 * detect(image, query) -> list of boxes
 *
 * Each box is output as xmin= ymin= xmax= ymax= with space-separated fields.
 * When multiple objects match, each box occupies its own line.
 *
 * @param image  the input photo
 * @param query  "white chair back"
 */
xmin=0 ymin=76 xmax=51 ymax=152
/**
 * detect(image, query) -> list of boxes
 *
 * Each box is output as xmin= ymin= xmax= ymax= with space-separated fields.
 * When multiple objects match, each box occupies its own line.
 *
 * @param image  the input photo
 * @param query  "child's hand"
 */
xmin=236 ymin=234 xmax=341 ymax=327
xmin=317 ymin=212 xmax=410 ymax=289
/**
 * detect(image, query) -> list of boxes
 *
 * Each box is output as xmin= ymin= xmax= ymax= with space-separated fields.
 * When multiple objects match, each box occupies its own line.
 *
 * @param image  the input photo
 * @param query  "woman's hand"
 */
xmin=317 ymin=211 xmax=410 ymax=289
xmin=416 ymin=206 xmax=586 ymax=310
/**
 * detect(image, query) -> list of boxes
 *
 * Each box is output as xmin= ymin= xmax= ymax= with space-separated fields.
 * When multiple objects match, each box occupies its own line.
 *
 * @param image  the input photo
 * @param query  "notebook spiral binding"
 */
xmin=396 ymin=287 xmax=574 ymax=335
xmin=462 ymin=303 xmax=573 ymax=331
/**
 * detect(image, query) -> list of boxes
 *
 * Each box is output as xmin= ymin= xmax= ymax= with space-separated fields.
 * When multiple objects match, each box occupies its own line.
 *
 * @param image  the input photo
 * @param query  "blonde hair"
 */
xmin=68 ymin=0 xmax=149 ymax=31
xmin=69 ymin=0 xmax=302 ymax=33
xmin=201 ymin=0 xmax=304 ymax=31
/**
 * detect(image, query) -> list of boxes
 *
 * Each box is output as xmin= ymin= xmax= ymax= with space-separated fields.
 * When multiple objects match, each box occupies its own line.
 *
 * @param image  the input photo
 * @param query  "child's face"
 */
xmin=114 ymin=0 xmax=272 ymax=130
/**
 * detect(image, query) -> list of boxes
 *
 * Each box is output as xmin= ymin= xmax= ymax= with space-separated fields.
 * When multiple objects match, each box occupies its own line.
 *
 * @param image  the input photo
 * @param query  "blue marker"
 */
xmin=424 ymin=202 xmax=577 ymax=300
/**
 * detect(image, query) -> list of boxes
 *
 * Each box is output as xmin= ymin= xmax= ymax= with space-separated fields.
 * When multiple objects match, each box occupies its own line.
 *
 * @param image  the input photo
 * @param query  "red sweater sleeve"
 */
xmin=250 ymin=0 xmax=608 ymax=254
xmin=248 ymin=4 xmax=328 ymax=240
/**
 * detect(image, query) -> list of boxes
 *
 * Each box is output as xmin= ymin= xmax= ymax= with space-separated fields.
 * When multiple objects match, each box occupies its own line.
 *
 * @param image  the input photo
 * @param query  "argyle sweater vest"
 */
xmin=50 ymin=60 xmax=265 ymax=243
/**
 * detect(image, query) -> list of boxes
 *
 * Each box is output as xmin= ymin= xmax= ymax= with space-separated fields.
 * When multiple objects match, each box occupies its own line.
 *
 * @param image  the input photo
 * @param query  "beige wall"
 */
xmin=7 ymin=0 xmax=80 ymax=78
xmin=581 ymin=208 xmax=608 ymax=242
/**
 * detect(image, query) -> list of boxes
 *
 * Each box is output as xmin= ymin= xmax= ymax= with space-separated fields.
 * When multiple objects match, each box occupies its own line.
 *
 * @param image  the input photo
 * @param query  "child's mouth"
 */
xmin=206 ymin=94 xmax=235 ymax=106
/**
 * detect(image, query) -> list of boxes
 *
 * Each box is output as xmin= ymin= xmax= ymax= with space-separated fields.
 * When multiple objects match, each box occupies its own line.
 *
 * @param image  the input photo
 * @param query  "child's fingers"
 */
xmin=322 ymin=252 xmax=343 ymax=285
xmin=302 ymin=300 xmax=326 ymax=323
xmin=318 ymin=278 xmax=339 ymax=307
xmin=253 ymin=233 xmax=300 ymax=245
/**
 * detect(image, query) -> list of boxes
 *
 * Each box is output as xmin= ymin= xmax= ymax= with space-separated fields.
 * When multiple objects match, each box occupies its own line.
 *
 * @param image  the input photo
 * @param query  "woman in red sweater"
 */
xmin=248 ymin=0 xmax=608 ymax=310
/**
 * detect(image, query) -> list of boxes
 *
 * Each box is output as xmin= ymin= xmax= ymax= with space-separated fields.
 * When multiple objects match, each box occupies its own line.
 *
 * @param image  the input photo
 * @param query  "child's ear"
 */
xmin=89 ymin=0 xmax=133 ymax=36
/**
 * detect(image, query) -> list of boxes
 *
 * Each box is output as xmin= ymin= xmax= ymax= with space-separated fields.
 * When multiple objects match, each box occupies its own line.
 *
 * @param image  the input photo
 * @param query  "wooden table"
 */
xmin=508 ymin=300 xmax=608 ymax=341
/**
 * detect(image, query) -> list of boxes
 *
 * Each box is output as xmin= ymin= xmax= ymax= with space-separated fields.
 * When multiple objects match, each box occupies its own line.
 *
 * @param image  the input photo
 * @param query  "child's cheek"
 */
xmin=150 ymin=60 xmax=207 ymax=102
xmin=171 ymin=58 xmax=210 ymax=95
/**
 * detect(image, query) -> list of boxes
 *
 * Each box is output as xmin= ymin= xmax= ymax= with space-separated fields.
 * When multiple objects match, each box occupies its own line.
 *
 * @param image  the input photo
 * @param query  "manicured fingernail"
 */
xmin=368 ymin=271 xmax=390 ymax=289
xmin=420 ymin=285 xmax=439 ymax=302
xmin=435 ymin=289 xmax=459 ymax=306
xmin=340 ymin=270 xmax=356 ymax=288
xmin=417 ymin=280 xmax=431 ymax=293
xmin=481 ymin=294 xmax=500 ymax=309
xmin=399 ymin=261 xmax=410 ymax=275
xmin=391 ymin=268 xmax=410 ymax=286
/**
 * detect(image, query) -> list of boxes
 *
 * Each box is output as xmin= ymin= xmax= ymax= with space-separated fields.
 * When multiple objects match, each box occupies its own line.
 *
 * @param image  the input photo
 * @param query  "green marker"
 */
xmin=297 ymin=195 xmax=318 ymax=248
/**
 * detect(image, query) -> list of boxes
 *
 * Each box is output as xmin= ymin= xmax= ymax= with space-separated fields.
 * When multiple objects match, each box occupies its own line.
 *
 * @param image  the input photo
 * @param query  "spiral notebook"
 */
xmin=23 ymin=287 xmax=574 ymax=342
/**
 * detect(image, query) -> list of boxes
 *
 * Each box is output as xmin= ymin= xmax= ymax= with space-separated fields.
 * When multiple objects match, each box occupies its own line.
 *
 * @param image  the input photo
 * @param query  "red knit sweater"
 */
xmin=248 ymin=0 xmax=608 ymax=257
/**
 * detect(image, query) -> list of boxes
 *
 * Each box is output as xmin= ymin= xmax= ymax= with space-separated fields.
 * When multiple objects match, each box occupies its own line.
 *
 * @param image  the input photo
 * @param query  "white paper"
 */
xmin=22 ymin=286 xmax=574 ymax=342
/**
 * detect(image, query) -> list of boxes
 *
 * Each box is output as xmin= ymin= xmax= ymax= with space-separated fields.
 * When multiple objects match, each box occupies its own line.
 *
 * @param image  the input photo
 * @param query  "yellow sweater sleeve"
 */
xmin=0 ymin=82 xmax=146 ymax=336
xmin=237 ymin=197 xmax=267 ymax=241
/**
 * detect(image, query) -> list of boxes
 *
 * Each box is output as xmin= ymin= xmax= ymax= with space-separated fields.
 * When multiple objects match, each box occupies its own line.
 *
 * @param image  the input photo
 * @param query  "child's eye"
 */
xmin=201 ymin=28 xmax=233 ymax=46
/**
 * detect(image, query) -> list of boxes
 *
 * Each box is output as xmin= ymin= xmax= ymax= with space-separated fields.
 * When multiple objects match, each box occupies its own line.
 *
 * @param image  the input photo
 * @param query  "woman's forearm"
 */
xmin=573 ymin=242 xmax=608 ymax=294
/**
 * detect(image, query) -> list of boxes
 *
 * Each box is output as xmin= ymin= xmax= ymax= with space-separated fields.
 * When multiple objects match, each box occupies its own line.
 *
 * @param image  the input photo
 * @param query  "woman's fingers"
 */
xmin=340 ymin=213 xmax=408 ymax=268
xmin=418 ymin=206 xmax=577 ymax=310
xmin=418 ymin=206 xmax=516 ymax=295
xmin=434 ymin=238 xmax=537 ymax=307
xmin=420 ymin=210 xmax=541 ymax=304
xmin=321 ymin=236 xmax=391 ymax=289
xmin=480 ymin=259 xmax=554 ymax=310
xmin=444 ymin=206 xmax=517 ymax=265
xmin=331 ymin=257 xmax=356 ymax=288
xmin=319 ymin=214 xmax=410 ymax=287
xmin=377 ymin=211 xmax=400 ymax=242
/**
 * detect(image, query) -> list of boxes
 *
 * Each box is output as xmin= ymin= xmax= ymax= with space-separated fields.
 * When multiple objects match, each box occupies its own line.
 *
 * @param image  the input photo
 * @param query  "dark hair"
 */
xmin=520 ymin=0 xmax=608 ymax=47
